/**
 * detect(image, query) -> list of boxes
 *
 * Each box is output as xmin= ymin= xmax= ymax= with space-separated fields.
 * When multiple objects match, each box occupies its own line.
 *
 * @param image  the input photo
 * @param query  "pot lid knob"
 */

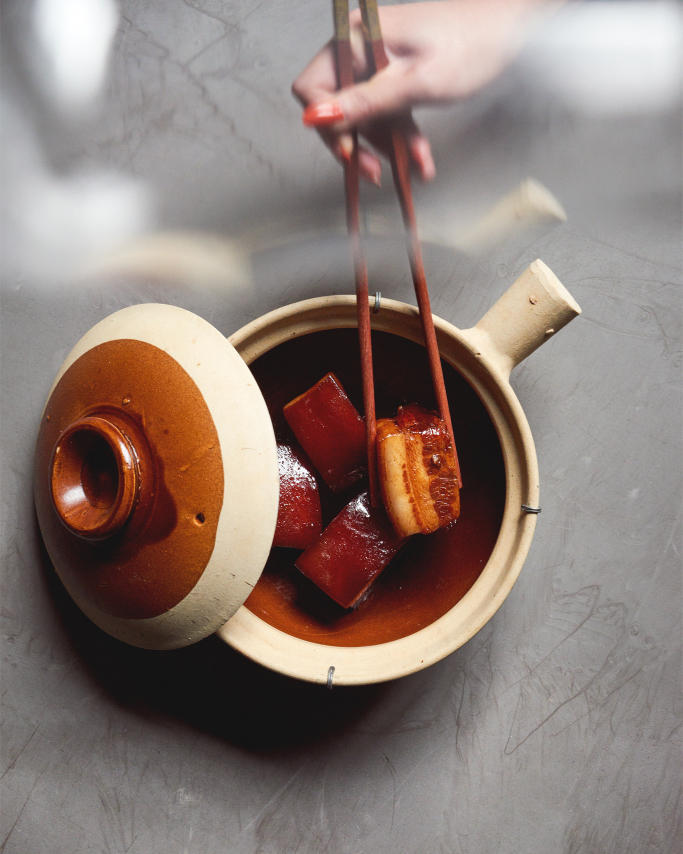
xmin=50 ymin=415 xmax=140 ymax=541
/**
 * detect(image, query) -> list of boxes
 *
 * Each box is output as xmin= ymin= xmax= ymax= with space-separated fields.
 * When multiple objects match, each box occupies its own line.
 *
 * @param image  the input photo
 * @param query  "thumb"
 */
xmin=303 ymin=63 xmax=416 ymax=131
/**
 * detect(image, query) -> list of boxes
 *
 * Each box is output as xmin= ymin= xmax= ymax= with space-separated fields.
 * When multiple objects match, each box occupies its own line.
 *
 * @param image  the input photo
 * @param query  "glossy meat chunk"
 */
xmin=272 ymin=444 xmax=322 ymax=549
xmin=283 ymin=372 xmax=366 ymax=493
xmin=376 ymin=403 xmax=460 ymax=538
xmin=295 ymin=491 xmax=404 ymax=609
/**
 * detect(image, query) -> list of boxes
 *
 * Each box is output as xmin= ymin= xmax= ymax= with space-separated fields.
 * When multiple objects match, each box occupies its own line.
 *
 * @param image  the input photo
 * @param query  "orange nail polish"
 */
xmin=303 ymin=101 xmax=345 ymax=127
xmin=337 ymin=135 xmax=354 ymax=162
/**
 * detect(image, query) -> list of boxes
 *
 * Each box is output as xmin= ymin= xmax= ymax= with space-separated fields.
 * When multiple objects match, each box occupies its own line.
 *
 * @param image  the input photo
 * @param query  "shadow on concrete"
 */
xmin=37 ymin=526 xmax=391 ymax=755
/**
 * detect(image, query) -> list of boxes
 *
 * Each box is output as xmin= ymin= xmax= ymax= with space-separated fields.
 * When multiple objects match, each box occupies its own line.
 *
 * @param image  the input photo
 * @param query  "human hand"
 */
xmin=292 ymin=0 xmax=549 ymax=184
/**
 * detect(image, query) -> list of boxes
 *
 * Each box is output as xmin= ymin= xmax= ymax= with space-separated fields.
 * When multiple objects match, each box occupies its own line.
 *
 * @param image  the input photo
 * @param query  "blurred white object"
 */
xmin=18 ymin=169 xmax=152 ymax=279
xmin=1 ymin=97 xmax=152 ymax=285
xmin=79 ymin=232 xmax=254 ymax=297
xmin=420 ymin=179 xmax=567 ymax=257
xmin=527 ymin=0 xmax=683 ymax=113
xmin=33 ymin=0 xmax=119 ymax=110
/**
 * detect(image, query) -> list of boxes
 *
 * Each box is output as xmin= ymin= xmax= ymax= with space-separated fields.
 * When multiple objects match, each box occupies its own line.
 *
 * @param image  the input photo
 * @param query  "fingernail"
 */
xmin=421 ymin=162 xmax=436 ymax=183
xmin=303 ymin=101 xmax=345 ymax=127
xmin=358 ymin=153 xmax=381 ymax=187
xmin=412 ymin=137 xmax=436 ymax=182
xmin=363 ymin=167 xmax=381 ymax=188
xmin=337 ymin=134 xmax=354 ymax=162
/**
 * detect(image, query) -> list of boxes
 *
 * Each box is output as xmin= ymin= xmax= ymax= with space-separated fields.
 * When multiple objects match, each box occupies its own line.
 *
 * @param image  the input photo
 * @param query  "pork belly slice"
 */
xmin=376 ymin=403 xmax=460 ymax=539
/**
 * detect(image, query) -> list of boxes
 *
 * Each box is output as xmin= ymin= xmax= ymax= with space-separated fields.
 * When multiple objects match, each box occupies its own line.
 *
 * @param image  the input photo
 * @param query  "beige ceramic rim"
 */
xmin=217 ymin=261 xmax=580 ymax=685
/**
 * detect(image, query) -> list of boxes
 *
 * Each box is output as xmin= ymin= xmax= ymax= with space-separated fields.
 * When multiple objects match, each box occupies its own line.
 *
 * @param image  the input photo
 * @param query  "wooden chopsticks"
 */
xmin=332 ymin=0 xmax=380 ymax=506
xmin=333 ymin=0 xmax=462 ymax=492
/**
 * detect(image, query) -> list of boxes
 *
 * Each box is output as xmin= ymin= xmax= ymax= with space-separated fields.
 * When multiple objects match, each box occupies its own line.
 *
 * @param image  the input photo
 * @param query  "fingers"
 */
xmin=358 ymin=146 xmax=384 ymax=187
xmin=292 ymin=22 xmax=434 ymax=183
xmin=358 ymin=113 xmax=436 ymax=183
xmin=406 ymin=133 xmax=436 ymax=184
xmin=291 ymin=25 xmax=370 ymax=109
xmin=302 ymin=60 xmax=419 ymax=133
xmin=326 ymin=131 xmax=383 ymax=186
xmin=307 ymin=115 xmax=433 ymax=186
xmin=292 ymin=38 xmax=382 ymax=184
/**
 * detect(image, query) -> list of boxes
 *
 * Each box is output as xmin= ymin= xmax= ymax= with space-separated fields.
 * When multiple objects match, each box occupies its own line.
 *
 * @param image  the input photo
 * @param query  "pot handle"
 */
xmin=461 ymin=260 xmax=581 ymax=381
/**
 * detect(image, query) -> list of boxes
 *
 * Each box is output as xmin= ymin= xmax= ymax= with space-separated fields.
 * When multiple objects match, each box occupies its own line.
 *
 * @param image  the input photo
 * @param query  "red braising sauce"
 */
xmin=245 ymin=329 xmax=506 ymax=647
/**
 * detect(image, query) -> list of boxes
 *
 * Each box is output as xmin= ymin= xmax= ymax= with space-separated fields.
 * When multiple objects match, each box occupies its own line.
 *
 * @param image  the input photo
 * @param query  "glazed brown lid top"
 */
xmin=34 ymin=304 xmax=279 ymax=650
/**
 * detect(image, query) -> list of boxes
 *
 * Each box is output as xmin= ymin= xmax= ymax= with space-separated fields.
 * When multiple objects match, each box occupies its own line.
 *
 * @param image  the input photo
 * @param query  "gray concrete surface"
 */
xmin=2 ymin=1 xmax=681 ymax=852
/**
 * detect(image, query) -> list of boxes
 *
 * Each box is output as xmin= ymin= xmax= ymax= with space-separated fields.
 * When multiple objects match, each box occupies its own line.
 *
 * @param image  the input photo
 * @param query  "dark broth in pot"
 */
xmin=245 ymin=328 xmax=505 ymax=647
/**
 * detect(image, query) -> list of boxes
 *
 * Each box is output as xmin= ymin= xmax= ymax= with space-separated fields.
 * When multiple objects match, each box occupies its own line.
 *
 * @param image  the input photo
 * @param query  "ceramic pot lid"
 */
xmin=34 ymin=304 xmax=279 ymax=649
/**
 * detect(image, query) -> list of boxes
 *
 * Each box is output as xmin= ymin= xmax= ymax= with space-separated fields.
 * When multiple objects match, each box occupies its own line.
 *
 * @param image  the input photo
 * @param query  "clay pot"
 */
xmin=34 ymin=260 xmax=580 ymax=684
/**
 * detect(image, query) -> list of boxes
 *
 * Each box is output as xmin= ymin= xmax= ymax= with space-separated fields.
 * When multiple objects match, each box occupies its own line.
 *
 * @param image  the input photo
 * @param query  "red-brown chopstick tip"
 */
xmin=303 ymin=101 xmax=345 ymax=127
